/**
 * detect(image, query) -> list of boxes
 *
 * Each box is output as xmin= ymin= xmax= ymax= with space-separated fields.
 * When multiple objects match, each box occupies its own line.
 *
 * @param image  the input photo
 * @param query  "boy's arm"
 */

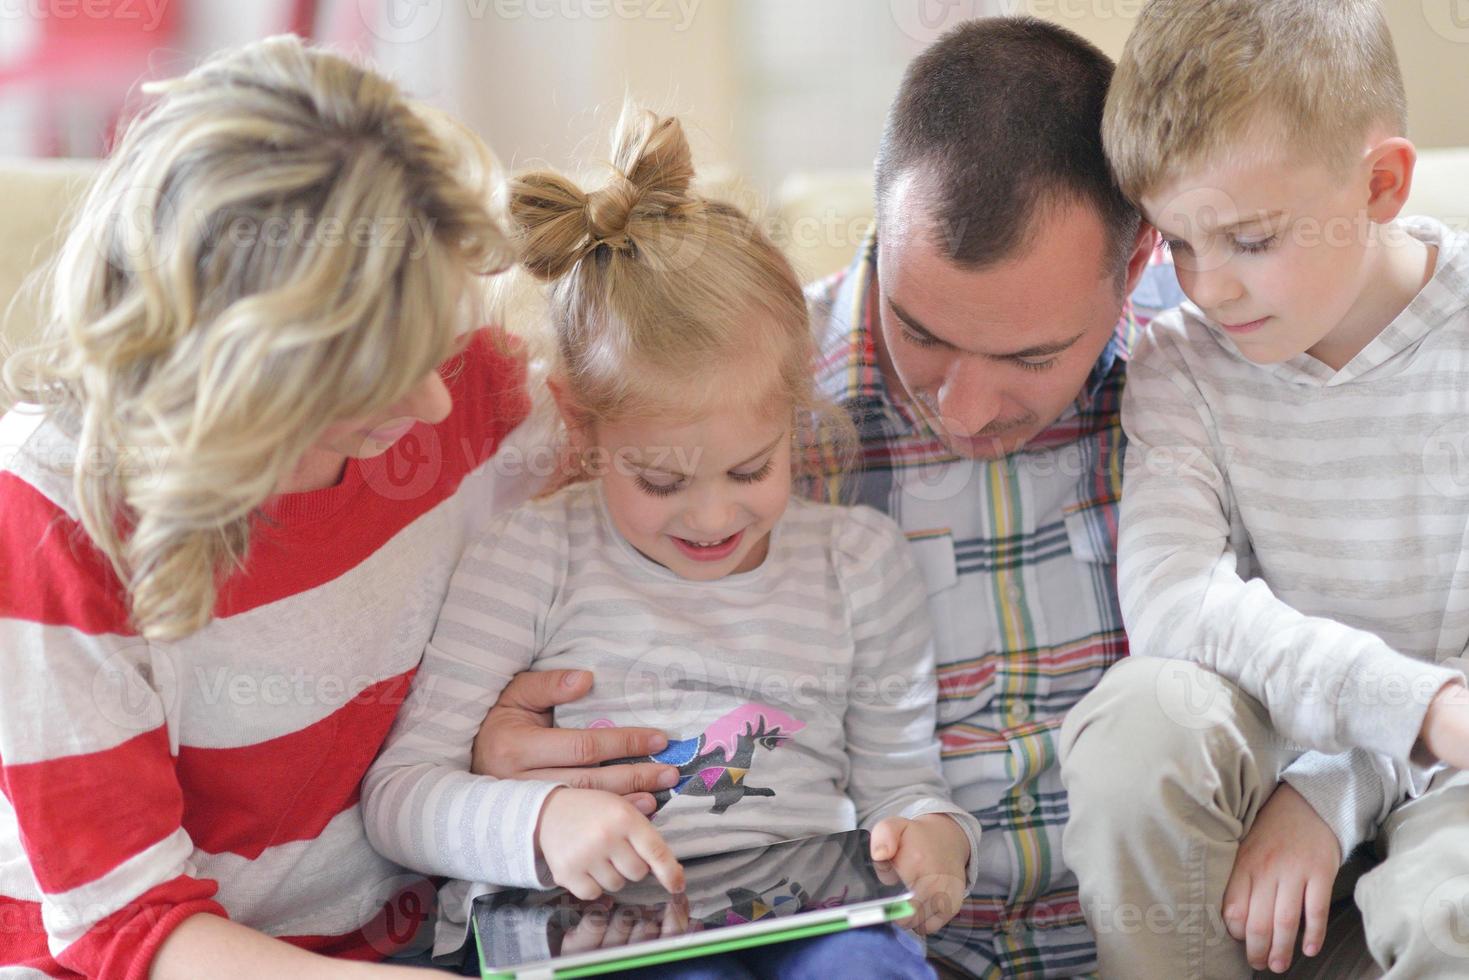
xmin=836 ymin=508 xmax=982 ymax=891
xmin=361 ymin=508 xmax=565 ymax=888
xmin=1119 ymin=329 xmax=1461 ymax=762
xmin=1279 ymin=748 xmax=1403 ymax=860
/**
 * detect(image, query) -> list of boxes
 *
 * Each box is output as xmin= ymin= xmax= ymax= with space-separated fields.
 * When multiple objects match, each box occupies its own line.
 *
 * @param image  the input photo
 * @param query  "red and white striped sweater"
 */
xmin=0 ymin=330 xmax=532 ymax=979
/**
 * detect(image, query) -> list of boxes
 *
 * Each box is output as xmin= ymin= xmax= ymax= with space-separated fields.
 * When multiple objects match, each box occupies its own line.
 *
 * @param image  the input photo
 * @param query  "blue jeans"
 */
xmin=387 ymin=946 xmax=469 ymax=972
xmin=622 ymin=924 xmax=934 ymax=980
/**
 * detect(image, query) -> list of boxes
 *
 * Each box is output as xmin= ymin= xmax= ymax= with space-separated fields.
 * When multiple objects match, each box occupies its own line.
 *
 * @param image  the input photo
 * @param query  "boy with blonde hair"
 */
xmin=1060 ymin=0 xmax=1469 ymax=976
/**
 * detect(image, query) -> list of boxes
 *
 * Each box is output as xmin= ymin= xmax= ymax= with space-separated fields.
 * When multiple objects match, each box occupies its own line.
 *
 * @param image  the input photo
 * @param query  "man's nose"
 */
xmin=935 ymin=357 xmax=1002 ymax=438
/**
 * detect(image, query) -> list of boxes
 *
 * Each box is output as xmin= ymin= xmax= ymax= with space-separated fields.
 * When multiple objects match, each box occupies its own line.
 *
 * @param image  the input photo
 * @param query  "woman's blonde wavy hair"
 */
xmin=2 ymin=35 xmax=515 ymax=641
xmin=505 ymin=103 xmax=852 ymax=474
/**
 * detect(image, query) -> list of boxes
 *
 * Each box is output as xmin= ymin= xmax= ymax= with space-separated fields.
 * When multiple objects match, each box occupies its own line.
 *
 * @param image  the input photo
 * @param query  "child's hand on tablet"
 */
xmin=536 ymin=788 xmax=685 ymax=900
xmin=870 ymin=813 xmax=970 ymax=935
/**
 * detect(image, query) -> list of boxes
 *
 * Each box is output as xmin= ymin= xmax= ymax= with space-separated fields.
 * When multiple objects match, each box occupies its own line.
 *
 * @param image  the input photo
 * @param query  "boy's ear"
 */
xmin=1122 ymin=221 xmax=1161 ymax=298
xmin=1363 ymin=136 xmax=1417 ymax=223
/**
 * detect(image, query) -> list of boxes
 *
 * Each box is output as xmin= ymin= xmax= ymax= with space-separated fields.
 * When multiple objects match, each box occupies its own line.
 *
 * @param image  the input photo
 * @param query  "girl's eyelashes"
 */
xmin=635 ymin=474 xmax=682 ymax=497
xmin=633 ymin=457 xmax=775 ymax=496
xmin=1014 ymin=357 xmax=1058 ymax=373
xmin=730 ymin=458 xmax=774 ymax=484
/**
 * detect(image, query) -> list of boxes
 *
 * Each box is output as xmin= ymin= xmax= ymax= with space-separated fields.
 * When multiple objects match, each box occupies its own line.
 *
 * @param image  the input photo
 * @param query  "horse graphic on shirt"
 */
xmin=595 ymin=703 xmax=805 ymax=815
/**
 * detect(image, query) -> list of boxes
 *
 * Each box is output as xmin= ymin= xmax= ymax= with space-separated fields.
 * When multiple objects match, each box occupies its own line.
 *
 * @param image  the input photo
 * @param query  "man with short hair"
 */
xmin=477 ymin=17 xmax=1179 ymax=978
xmin=796 ymin=19 xmax=1172 ymax=976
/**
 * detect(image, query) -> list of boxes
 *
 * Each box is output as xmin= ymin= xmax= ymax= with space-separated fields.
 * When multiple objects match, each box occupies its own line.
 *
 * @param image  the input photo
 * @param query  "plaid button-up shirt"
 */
xmin=799 ymin=230 xmax=1179 ymax=979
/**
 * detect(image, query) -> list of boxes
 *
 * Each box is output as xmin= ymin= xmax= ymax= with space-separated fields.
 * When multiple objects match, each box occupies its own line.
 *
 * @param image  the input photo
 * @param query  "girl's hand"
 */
xmin=535 ymin=788 xmax=685 ymax=900
xmin=870 ymin=813 xmax=971 ymax=935
xmin=1222 ymin=782 xmax=1340 ymax=974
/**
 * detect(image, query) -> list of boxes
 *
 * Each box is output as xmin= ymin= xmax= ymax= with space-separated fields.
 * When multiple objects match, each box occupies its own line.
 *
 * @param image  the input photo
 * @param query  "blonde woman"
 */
xmin=363 ymin=107 xmax=979 ymax=978
xmin=0 ymin=36 xmax=572 ymax=977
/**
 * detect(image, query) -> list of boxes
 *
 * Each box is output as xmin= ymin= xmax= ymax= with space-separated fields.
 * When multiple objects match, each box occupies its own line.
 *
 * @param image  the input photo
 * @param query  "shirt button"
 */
xmin=1009 ymin=701 xmax=1031 ymax=723
xmin=1017 ymin=794 xmax=1038 ymax=815
xmin=1005 ymin=582 xmax=1023 ymax=603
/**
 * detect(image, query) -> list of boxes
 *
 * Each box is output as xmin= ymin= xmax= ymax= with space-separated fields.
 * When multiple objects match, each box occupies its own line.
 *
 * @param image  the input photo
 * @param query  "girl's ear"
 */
xmin=547 ymin=373 xmax=593 ymax=449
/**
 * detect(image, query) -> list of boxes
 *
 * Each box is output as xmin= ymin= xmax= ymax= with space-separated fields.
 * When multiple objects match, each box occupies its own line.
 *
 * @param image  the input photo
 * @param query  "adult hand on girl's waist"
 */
xmin=473 ymin=668 xmax=681 ymax=815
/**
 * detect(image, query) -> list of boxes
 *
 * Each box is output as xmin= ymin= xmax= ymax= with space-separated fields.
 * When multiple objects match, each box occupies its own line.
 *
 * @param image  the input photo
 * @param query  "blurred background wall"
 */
xmin=2 ymin=0 xmax=1466 ymax=195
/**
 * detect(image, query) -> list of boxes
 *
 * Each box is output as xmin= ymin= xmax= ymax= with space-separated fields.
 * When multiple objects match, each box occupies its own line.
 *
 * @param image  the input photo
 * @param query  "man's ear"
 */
xmin=1363 ymin=136 xmax=1417 ymax=223
xmin=1122 ymin=220 xmax=1161 ymax=297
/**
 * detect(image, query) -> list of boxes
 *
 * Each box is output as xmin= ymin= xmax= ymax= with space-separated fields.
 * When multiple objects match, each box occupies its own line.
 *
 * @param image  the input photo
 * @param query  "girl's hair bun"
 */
xmin=509 ymin=104 xmax=697 ymax=281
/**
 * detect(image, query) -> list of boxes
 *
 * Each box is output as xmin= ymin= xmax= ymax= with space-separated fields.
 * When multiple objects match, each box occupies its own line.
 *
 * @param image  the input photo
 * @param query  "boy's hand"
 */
xmin=870 ymin=813 xmax=971 ymax=935
xmin=472 ymin=669 xmax=679 ymax=815
xmin=1223 ymin=782 xmax=1340 ymax=974
xmin=1419 ymin=681 xmax=1469 ymax=770
xmin=536 ymin=787 xmax=685 ymax=900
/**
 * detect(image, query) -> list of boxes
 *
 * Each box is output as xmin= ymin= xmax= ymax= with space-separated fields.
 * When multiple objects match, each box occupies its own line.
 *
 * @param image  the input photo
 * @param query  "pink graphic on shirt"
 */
xmin=596 ymin=702 xmax=806 ymax=815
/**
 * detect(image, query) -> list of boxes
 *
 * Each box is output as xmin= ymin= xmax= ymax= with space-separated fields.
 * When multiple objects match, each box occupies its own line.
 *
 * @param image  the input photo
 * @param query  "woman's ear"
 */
xmin=1363 ymin=135 xmax=1417 ymax=224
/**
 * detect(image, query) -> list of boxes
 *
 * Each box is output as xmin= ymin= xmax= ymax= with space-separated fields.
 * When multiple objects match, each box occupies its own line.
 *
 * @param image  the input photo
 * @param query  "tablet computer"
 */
xmin=472 ymin=829 xmax=914 ymax=979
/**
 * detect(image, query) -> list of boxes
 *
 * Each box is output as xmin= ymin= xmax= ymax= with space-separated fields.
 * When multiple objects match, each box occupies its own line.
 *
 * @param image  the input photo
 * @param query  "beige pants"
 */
xmin=1059 ymin=657 xmax=1469 ymax=979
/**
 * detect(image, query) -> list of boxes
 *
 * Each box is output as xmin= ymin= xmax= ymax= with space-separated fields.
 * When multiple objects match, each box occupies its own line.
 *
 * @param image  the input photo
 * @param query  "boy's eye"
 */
xmin=1014 ymin=356 xmax=1058 ymax=373
xmin=1234 ymin=235 xmax=1278 ymax=255
xmin=730 ymin=459 xmax=775 ymax=484
xmin=635 ymin=474 xmax=682 ymax=497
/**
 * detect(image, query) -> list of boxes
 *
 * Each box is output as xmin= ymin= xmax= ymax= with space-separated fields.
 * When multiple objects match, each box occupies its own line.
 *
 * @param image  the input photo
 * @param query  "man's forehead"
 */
xmin=882 ymin=288 xmax=1091 ymax=358
xmin=879 ymin=223 xmax=1113 ymax=340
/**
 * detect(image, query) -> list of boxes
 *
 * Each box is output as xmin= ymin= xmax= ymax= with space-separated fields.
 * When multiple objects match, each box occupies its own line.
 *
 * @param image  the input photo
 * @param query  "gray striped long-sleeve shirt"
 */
xmin=363 ymin=479 xmax=981 ymax=895
xmin=1117 ymin=217 xmax=1469 ymax=856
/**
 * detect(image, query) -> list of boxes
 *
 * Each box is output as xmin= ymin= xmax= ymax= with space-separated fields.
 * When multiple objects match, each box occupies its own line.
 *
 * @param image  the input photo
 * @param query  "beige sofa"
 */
xmin=4 ymin=149 xmax=1468 ymax=398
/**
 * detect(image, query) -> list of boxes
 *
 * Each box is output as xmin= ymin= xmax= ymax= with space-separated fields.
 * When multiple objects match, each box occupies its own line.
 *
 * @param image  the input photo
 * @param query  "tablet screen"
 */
xmin=473 ymin=829 xmax=906 ymax=973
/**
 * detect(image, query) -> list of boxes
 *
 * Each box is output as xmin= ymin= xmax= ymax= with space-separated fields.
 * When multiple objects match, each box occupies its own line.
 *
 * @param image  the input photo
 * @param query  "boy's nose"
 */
xmin=1187 ymin=265 xmax=1244 ymax=313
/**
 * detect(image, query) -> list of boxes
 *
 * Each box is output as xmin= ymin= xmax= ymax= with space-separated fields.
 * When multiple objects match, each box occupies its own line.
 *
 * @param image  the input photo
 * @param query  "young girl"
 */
xmin=362 ymin=106 xmax=979 ymax=977
xmin=0 ymin=37 xmax=534 ymax=977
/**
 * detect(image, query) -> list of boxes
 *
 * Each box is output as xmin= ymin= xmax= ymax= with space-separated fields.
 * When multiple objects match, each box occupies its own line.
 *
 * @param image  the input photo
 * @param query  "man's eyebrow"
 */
xmin=889 ymin=301 xmax=958 ymax=351
xmin=1004 ymin=332 xmax=1087 ymax=359
xmin=889 ymin=299 xmax=1085 ymax=360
